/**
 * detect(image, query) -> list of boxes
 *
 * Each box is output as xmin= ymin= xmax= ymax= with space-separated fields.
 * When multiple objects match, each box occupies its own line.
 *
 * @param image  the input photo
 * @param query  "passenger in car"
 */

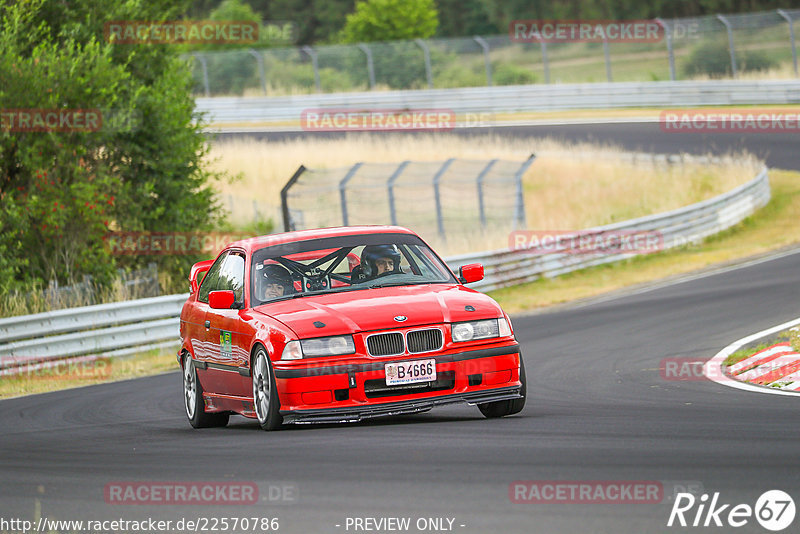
xmin=258 ymin=264 xmax=295 ymax=300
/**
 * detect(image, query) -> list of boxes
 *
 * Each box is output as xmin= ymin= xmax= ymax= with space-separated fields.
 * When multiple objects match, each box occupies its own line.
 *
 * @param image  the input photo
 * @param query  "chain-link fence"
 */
xmin=280 ymin=157 xmax=533 ymax=248
xmin=187 ymin=9 xmax=799 ymax=97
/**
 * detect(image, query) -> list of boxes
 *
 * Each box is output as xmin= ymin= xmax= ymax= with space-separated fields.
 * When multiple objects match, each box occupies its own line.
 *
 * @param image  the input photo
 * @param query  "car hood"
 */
xmin=252 ymin=284 xmax=503 ymax=338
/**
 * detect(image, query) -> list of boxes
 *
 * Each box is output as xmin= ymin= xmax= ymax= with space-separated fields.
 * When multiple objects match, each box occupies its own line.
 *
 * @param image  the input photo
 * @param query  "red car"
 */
xmin=178 ymin=226 xmax=525 ymax=430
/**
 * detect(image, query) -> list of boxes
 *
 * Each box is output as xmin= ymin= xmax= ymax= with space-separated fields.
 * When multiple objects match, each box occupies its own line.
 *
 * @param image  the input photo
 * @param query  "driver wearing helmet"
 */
xmin=258 ymin=264 xmax=295 ymax=300
xmin=353 ymin=244 xmax=402 ymax=282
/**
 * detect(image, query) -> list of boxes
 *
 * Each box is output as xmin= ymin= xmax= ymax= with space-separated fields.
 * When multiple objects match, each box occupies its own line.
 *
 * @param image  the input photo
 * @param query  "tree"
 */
xmin=435 ymin=0 xmax=499 ymax=37
xmin=251 ymin=0 xmax=355 ymax=45
xmin=339 ymin=0 xmax=439 ymax=43
xmin=0 ymin=0 xmax=225 ymax=296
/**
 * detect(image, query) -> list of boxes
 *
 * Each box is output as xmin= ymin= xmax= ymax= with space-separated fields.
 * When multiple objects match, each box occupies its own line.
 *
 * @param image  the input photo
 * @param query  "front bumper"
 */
xmin=281 ymin=385 xmax=522 ymax=424
xmin=274 ymin=342 xmax=522 ymax=422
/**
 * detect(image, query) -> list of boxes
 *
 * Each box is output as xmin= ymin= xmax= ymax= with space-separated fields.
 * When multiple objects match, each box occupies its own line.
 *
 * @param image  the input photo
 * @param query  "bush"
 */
xmin=434 ymin=62 xmax=487 ymax=88
xmin=741 ymin=50 xmax=776 ymax=72
xmin=492 ymin=62 xmax=538 ymax=86
xmin=683 ymin=40 xmax=777 ymax=78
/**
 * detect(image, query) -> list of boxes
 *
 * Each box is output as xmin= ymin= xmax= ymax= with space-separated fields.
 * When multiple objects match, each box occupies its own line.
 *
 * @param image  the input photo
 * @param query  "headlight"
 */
xmin=281 ymin=340 xmax=302 ymax=360
xmin=300 ymin=335 xmax=356 ymax=357
xmin=452 ymin=318 xmax=512 ymax=342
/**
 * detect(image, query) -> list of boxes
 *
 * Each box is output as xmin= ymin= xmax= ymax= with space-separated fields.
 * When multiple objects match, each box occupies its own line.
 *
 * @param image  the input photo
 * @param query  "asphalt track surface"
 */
xmin=214 ymin=122 xmax=800 ymax=171
xmin=1 ymin=124 xmax=799 ymax=534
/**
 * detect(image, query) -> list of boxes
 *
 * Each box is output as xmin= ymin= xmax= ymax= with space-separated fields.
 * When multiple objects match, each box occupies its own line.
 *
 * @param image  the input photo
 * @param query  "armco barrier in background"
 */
xmin=447 ymin=164 xmax=769 ymax=292
xmin=0 ymin=161 xmax=770 ymax=367
xmin=196 ymin=81 xmax=800 ymax=126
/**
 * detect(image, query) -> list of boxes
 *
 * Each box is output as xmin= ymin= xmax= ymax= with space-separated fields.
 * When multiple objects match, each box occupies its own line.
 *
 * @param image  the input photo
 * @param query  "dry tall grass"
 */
xmin=206 ymin=134 xmax=760 ymax=255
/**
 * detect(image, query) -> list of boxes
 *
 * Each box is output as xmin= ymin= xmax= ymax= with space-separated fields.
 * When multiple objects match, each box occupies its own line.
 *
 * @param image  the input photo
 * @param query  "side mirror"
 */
xmin=209 ymin=290 xmax=235 ymax=309
xmin=459 ymin=263 xmax=484 ymax=284
xmin=189 ymin=259 xmax=214 ymax=294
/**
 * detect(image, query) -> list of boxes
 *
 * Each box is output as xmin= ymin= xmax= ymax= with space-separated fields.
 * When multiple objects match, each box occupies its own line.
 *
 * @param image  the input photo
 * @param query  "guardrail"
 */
xmin=0 ymin=295 xmax=187 ymax=374
xmin=0 ymin=161 xmax=770 ymax=372
xmin=197 ymin=81 xmax=800 ymax=125
xmin=448 ymin=164 xmax=770 ymax=292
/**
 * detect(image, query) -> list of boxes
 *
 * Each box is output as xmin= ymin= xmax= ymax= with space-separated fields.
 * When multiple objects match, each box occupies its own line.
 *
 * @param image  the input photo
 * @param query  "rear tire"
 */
xmin=183 ymin=353 xmax=229 ymax=428
xmin=252 ymin=346 xmax=283 ymax=431
xmin=478 ymin=356 xmax=526 ymax=418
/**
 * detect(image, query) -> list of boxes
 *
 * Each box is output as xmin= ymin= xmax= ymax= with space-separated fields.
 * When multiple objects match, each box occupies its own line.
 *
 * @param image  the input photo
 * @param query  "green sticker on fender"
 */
xmin=220 ymin=330 xmax=232 ymax=358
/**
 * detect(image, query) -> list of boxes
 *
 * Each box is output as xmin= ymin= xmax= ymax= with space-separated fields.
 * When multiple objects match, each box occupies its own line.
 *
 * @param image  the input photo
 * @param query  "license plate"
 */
xmin=385 ymin=359 xmax=436 ymax=386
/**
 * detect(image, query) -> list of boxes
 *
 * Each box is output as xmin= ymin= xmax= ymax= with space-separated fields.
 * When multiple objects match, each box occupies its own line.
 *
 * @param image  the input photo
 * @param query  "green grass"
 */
xmin=724 ymin=340 xmax=785 ymax=368
xmin=0 ymin=348 xmax=178 ymax=399
xmin=722 ymin=327 xmax=800 ymax=376
xmin=489 ymin=169 xmax=800 ymax=313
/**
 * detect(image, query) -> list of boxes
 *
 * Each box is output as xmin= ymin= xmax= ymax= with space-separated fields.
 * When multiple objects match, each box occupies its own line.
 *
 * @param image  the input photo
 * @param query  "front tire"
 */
xmin=252 ymin=346 xmax=283 ymax=431
xmin=478 ymin=356 xmax=526 ymax=418
xmin=183 ymin=353 xmax=229 ymax=428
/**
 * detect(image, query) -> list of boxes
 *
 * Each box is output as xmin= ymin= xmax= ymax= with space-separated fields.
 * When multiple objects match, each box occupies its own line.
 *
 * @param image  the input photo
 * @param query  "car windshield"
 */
xmin=250 ymin=233 xmax=456 ymax=305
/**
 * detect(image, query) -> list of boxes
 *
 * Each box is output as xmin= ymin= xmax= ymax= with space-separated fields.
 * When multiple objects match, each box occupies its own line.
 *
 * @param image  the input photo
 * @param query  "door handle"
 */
xmin=204 ymin=320 xmax=210 ymax=329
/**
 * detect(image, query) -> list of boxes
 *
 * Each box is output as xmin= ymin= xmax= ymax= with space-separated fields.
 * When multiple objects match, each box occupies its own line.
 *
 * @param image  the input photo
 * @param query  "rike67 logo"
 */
xmin=668 ymin=490 xmax=795 ymax=531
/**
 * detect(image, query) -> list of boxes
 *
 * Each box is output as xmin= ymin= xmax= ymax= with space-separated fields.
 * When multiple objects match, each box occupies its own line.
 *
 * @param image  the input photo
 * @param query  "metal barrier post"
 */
xmin=339 ymin=163 xmax=363 ymax=226
xmin=716 ymin=15 xmax=738 ymax=78
xmin=603 ymin=38 xmax=612 ymax=82
xmin=513 ymin=155 xmax=536 ymax=229
xmin=433 ymin=159 xmax=455 ymax=240
xmin=414 ymin=39 xmax=434 ymax=88
xmin=192 ymin=53 xmax=210 ymax=97
xmin=281 ymin=165 xmax=307 ymax=231
xmin=473 ymin=36 xmax=493 ymax=86
xmin=778 ymin=9 xmax=798 ymax=77
xmin=247 ymin=49 xmax=267 ymax=94
xmin=358 ymin=43 xmax=376 ymax=90
xmin=541 ymin=40 xmax=550 ymax=84
xmin=656 ymin=18 xmax=676 ymax=81
xmin=475 ymin=159 xmax=498 ymax=229
xmin=387 ymin=161 xmax=410 ymax=226
xmin=301 ymin=46 xmax=322 ymax=92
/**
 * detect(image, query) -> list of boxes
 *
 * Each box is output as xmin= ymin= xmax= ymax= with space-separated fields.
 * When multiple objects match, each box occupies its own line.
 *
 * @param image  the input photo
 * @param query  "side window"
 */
xmin=197 ymin=252 xmax=228 ymax=303
xmin=218 ymin=253 xmax=246 ymax=303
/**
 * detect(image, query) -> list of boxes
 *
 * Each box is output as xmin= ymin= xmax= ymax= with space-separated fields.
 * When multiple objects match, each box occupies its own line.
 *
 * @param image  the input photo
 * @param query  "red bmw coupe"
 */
xmin=178 ymin=226 xmax=525 ymax=430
